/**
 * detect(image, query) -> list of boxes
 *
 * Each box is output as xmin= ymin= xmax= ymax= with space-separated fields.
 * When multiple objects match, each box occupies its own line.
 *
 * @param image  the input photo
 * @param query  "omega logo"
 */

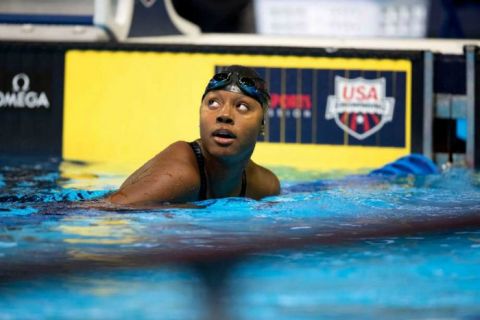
xmin=0 ymin=73 xmax=50 ymax=109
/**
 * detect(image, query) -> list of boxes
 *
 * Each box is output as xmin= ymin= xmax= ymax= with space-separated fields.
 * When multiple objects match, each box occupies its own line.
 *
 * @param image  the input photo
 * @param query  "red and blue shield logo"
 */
xmin=325 ymin=76 xmax=395 ymax=140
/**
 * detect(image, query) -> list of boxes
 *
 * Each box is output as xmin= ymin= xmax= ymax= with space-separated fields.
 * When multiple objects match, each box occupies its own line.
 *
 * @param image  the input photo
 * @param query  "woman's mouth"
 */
xmin=212 ymin=129 xmax=236 ymax=145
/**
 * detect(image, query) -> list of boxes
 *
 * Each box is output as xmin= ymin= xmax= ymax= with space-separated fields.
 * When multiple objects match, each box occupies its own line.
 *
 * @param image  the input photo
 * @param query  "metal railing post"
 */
xmin=465 ymin=45 xmax=477 ymax=168
xmin=423 ymin=51 xmax=434 ymax=159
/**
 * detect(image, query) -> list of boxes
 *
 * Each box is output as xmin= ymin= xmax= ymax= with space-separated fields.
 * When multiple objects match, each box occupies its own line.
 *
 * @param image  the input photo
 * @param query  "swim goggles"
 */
xmin=203 ymin=71 xmax=270 ymax=109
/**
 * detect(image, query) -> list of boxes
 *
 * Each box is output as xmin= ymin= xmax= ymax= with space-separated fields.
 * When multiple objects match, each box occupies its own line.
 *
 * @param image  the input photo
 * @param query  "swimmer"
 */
xmin=107 ymin=65 xmax=280 ymax=206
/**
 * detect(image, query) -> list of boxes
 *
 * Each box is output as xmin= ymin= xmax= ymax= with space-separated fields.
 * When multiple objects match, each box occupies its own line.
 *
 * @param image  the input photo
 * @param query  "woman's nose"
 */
xmin=216 ymin=104 xmax=234 ymax=124
xmin=216 ymin=114 xmax=234 ymax=124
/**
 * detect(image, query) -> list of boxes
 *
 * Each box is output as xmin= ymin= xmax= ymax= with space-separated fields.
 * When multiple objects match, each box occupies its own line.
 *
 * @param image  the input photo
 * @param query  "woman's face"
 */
xmin=199 ymin=89 xmax=264 ymax=162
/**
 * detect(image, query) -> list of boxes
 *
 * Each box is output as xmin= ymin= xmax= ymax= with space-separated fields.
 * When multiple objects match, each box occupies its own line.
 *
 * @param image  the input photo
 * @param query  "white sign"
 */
xmin=254 ymin=0 xmax=428 ymax=38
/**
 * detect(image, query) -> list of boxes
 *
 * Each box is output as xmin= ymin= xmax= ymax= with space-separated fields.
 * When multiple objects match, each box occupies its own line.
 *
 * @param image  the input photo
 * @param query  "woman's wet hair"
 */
xmin=222 ymin=65 xmax=262 ymax=79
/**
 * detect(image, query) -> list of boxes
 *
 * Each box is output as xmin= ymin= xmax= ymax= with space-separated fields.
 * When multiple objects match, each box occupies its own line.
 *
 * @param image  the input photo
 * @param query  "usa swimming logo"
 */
xmin=325 ymin=76 xmax=395 ymax=140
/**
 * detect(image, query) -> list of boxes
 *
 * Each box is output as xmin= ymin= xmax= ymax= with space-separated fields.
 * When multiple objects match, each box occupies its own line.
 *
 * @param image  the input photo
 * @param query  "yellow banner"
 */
xmin=63 ymin=51 xmax=411 ymax=172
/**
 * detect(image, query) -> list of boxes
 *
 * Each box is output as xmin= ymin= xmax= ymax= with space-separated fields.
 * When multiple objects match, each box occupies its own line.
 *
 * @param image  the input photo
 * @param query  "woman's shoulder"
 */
xmin=246 ymin=161 xmax=280 ymax=199
xmin=149 ymin=140 xmax=201 ymax=180
xmin=158 ymin=140 xmax=195 ymax=158
xmin=147 ymin=140 xmax=198 ymax=168
xmin=108 ymin=140 xmax=201 ymax=205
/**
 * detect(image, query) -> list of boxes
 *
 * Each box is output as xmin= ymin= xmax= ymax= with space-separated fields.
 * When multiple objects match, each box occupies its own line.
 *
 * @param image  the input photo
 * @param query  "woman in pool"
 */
xmin=107 ymin=65 xmax=280 ymax=205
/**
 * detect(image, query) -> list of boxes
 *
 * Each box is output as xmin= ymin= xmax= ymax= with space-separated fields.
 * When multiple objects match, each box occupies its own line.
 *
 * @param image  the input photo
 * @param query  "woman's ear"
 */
xmin=260 ymin=119 xmax=265 ymax=136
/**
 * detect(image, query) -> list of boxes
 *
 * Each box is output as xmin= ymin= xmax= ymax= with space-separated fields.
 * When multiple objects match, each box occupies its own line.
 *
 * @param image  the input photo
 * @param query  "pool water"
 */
xmin=1 ymin=157 xmax=480 ymax=320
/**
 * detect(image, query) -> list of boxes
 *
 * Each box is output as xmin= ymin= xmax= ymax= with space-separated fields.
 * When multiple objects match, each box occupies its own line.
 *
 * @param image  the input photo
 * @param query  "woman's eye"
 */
xmin=237 ymin=103 xmax=249 ymax=112
xmin=208 ymin=99 xmax=220 ymax=108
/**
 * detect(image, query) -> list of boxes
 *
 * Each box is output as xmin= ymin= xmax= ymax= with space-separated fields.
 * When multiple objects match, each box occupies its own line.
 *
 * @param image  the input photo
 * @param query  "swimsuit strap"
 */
xmin=189 ymin=141 xmax=207 ymax=201
xmin=188 ymin=141 xmax=248 ymax=200
xmin=240 ymin=170 xmax=247 ymax=197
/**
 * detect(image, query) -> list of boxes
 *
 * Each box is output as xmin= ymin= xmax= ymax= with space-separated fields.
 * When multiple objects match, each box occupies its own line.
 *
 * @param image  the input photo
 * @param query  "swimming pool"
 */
xmin=1 ymin=157 xmax=480 ymax=320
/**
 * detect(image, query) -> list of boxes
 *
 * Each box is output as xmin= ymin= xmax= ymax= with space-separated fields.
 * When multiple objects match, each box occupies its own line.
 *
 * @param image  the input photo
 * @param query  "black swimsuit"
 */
xmin=189 ymin=141 xmax=247 ymax=200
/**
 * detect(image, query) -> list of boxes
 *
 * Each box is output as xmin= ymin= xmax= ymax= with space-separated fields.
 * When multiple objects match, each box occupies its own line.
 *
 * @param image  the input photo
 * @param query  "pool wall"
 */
xmin=0 ymin=40 xmax=478 ymax=170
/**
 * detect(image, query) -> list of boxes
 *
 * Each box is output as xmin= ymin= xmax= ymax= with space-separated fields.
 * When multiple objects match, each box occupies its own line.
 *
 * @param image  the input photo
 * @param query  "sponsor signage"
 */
xmin=140 ymin=0 xmax=157 ymax=7
xmin=325 ymin=76 xmax=395 ymax=140
xmin=64 ymin=51 xmax=411 ymax=170
xmin=0 ymin=48 xmax=64 ymax=156
xmin=216 ymin=66 xmax=407 ymax=147
xmin=0 ymin=73 xmax=50 ymax=109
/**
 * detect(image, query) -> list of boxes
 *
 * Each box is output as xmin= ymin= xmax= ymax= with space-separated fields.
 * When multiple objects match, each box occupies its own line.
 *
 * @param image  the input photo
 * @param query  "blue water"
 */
xmin=1 ymin=158 xmax=480 ymax=320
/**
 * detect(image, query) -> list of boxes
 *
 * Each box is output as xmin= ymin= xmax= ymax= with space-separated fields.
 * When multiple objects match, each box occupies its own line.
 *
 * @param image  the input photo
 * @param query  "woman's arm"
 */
xmin=107 ymin=141 xmax=201 ymax=205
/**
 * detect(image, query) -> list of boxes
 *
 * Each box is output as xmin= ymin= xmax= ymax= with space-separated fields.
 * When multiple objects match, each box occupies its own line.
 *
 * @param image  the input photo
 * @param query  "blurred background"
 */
xmin=0 ymin=0 xmax=479 ymax=169
xmin=0 ymin=0 xmax=479 ymax=38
